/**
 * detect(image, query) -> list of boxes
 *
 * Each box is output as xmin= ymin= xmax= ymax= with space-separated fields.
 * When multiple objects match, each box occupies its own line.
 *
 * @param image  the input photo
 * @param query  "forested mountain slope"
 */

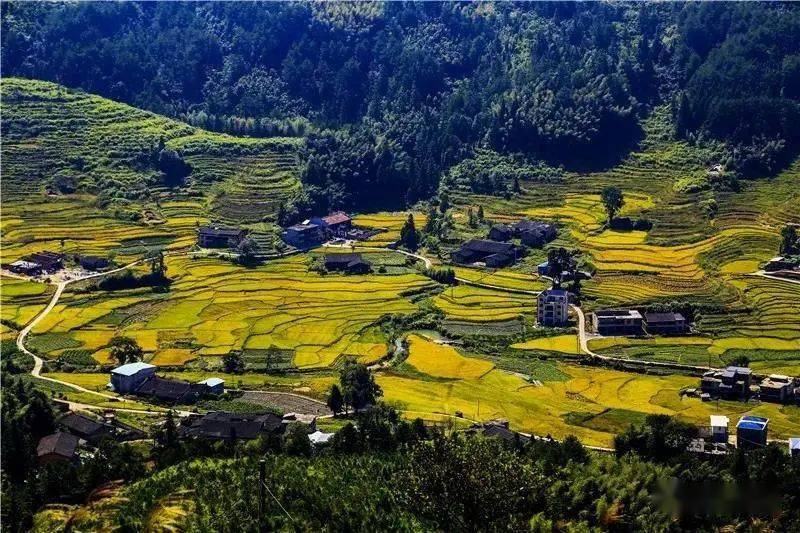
xmin=3 ymin=2 xmax=799 ymax=211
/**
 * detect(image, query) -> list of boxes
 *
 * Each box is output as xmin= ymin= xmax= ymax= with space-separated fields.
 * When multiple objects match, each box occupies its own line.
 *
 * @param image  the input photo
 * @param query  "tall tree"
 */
xmin=400 ymin=213 xmax=420 ymax=251
xmin=327 ymin=384 xmax=344 ymax=417
xmin=339 ymin=357 xmax=382 ymax=411
xmin=601 ymin=186 xmax=625 ymax=224
xmin=108 ymin=336 xmax=143 ymax=366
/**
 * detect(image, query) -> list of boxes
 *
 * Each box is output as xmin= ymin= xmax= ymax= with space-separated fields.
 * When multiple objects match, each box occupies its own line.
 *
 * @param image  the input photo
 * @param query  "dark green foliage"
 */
xmin=5 ymin=3 xmax=796 ymax=208
xmin=338 ymin=357 xmax=382 ymax=411
xmin=222 ymin=350 xmax=245 ymax=374
xmin=157 ymin=148 xmax=191 ymax=186
xmin=422 ymin=267 xmax=457 ymax=285
xmin=399 ymin=213 xmax=419 ymax=252
xmin=614 ymin=413 xmax=699 ymax=463
xmin=283 ymin=422 xmax=312 ymax=457
xmin=95 ymin=270 xmax=169 ymax=291
xmin=781 ymin=224 xmax=799 ymax=255
xmin=546 ymin=247 xmax=575 ymax=287
xmin=235 ymin=237 xmax=258 ymax=266
xmin=108 ymin=336 xmax=143 ymax=366
xmin=601 ymin=186 xmax=625 ymax=224
xmin=326 ymin=384 xmax=343 ymax=417
xmin=401 ymin=433 xmax=546 ymax=531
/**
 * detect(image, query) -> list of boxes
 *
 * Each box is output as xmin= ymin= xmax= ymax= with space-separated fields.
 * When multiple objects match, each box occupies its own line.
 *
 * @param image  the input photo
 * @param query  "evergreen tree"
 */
xmin=400 ymin=213 xmax=420 ymax=251
xmin=327 ymin=384 xmax=344 ymax=417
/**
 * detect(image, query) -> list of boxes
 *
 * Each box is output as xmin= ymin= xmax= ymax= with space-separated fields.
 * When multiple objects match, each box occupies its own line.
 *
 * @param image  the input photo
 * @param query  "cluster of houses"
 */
xmin=6 ymin=251 xmax=112 ymax=277
xmin=590 ymin=309 xmax=687 ymax=336
xmin=452 ymin=219 xmax=557 ymax=268
xmin=282 ymin=212 xmax=378 ymax=249
xmin=694 ymin=414 xmax=800 ymax=454
xmin=109 ymin=362 xmax=224 ymax=404
xmin=178 ymin=410 xmax=330 ymax=444
xmin=7 ymin=251 xmax=64 ymax=276
xmin=37 ymin=410 xmax=146 ymax=465
xmin=699 ymin=366 xmax=800 ymax=405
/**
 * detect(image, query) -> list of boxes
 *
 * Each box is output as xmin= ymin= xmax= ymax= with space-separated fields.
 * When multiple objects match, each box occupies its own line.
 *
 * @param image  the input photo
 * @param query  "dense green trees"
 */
xmin=4 ymin=2 xmax=797 ymax=211
xmin=108 ymin=336 xmax=143 ymax=366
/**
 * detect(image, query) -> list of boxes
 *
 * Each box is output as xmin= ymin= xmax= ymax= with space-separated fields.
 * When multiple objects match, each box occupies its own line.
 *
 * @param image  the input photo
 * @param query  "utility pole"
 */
xmin=258 ymin=459 xmax=266 ymax=532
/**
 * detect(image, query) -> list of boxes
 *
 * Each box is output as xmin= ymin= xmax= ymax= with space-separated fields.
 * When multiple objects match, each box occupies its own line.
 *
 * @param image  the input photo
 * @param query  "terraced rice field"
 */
xmin=351 ymin=212 xmax=426 ymax=247
xmin=0 ymin=276 xmax=54 ymax=335
xmin=433 ymin=285 xmax=537 ymax=322
xmin=379 ymin=341 xmax=800 ymax=447
xmin=1 ymin=197 xmax=204 ymax=263
xmin=450 ymin=107 xmax=800 ymax=371
xmin=511 ymin=335 xmax=580 ymax=354
xmin=404 ymin=334 xmax=494 ymax=379
xmin=29 ymin=253 xmax=435 ymax=369
xmin=2 ymin=78 xmax=302 ymax=224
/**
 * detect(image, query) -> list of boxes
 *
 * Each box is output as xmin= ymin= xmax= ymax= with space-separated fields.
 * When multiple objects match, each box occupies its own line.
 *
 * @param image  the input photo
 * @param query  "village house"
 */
xmin=700 ymin=366 xmax=752 ymax=400
xmin=77 ymin=255 xmax=110 ymax=271
xmin=134 ymin=375 xmax=201 ymax=404
xmin=452 ymin=239 xmax=519 ymax=268
xmin=764 ymin=256 xmax=798 ymax=272
xmin=592 ymin=309 xmax=644 ymax=336
xmin=282 ymin=222 xmax=325 ymax=248
xmin=37 ymin=432 xmax=79 ymax=465
xmin=513 ymin=220 xmax=557 ymax=247
xmin=487 ymin=220 xmax=557 ymax=248
xmin=109 ymin=362 xmax=156 ymax=393
xmin=8 ymin=259 xmax=43 ymax=276
xmin=710 ymin=415 xmax=730 ymax=443
xmin=324 ymin=253 xmax=372 ymax=274
xmin=488 ymin=224 xmax=513 ymax=241
xmin=537 ymin=261 xmax=550 ymax=276
xmin=11 ymin=251 xmax=65 ymax=275
xmin=180 ymin=411 xmax=286 ymax=441
xmin=465 ymin=420 xmax=531 ymax=446
xmin=644 ymin=312 xmax=687 ymax=335
xmin=537 ymin=289 xmax=570 ymax=327
xmin=59 ymin=412 xmax=113 ymax=444
xmin=197 ymin=377 xmax=225 ymax=396
xmin=736 ymin=415 xmax=769 ymax=450
xmin=197 ymin=225 xmax=246 ymax=248
xmin=758 ymin=374 xmax=796 ymax=403
xmin=309 ymin=211 xmax=352 ymax=238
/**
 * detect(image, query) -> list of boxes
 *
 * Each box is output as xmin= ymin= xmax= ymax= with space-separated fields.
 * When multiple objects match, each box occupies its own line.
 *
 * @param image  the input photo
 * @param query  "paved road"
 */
xmin=571 ymin=305 xmax=716 ymax=373
xmin=751 ymin=270 xmax=800 ymax=285
xmin=14 ymin=259 xmax=147 ymax=401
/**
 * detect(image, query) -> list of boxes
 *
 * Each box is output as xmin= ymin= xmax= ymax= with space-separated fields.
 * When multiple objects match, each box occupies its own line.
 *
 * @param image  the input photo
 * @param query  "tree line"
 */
xmin=4 ymin=2 xmax=798 ymax=212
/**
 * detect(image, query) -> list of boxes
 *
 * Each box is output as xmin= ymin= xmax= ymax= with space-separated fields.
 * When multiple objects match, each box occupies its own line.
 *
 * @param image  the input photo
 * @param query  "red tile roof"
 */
xmin=322 ymin=212 xmax=350 ymax=225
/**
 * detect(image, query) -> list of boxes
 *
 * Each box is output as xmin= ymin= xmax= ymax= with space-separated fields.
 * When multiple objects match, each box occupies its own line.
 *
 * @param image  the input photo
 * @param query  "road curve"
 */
xmin=14 ymin=259 xmax=147 ymax=400
xmin=571 ymin=304 xmax=717 ymax=373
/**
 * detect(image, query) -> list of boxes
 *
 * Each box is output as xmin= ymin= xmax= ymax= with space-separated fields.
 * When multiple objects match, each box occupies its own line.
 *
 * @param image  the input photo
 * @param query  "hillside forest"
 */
xmin=3 ymin=1 xmax=800 ymax=213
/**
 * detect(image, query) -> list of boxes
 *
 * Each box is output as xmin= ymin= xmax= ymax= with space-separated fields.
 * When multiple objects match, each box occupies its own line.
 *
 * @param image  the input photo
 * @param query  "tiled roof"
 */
xmin=322 ymin=212 xmax=351 ymax=225
xmin=37 ymin=432 xmax=78 ymax=459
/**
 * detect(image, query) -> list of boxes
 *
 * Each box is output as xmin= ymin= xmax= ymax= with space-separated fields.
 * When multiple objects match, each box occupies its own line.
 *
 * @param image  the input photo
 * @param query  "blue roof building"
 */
xmin=537 ymin=261 xmax=549 ymax=276
xmin=736 ymin=415 xmax=769 ymax=450
xmin=109 ymin=362 xmax=156 ymax=394
xmin=790 ymin=437 xmax=800 ymax=458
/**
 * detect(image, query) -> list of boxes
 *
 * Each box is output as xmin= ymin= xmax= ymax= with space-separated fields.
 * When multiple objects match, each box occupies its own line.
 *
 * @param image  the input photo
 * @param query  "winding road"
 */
xmin=14 ymin=259 xmax=147 ymax=401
